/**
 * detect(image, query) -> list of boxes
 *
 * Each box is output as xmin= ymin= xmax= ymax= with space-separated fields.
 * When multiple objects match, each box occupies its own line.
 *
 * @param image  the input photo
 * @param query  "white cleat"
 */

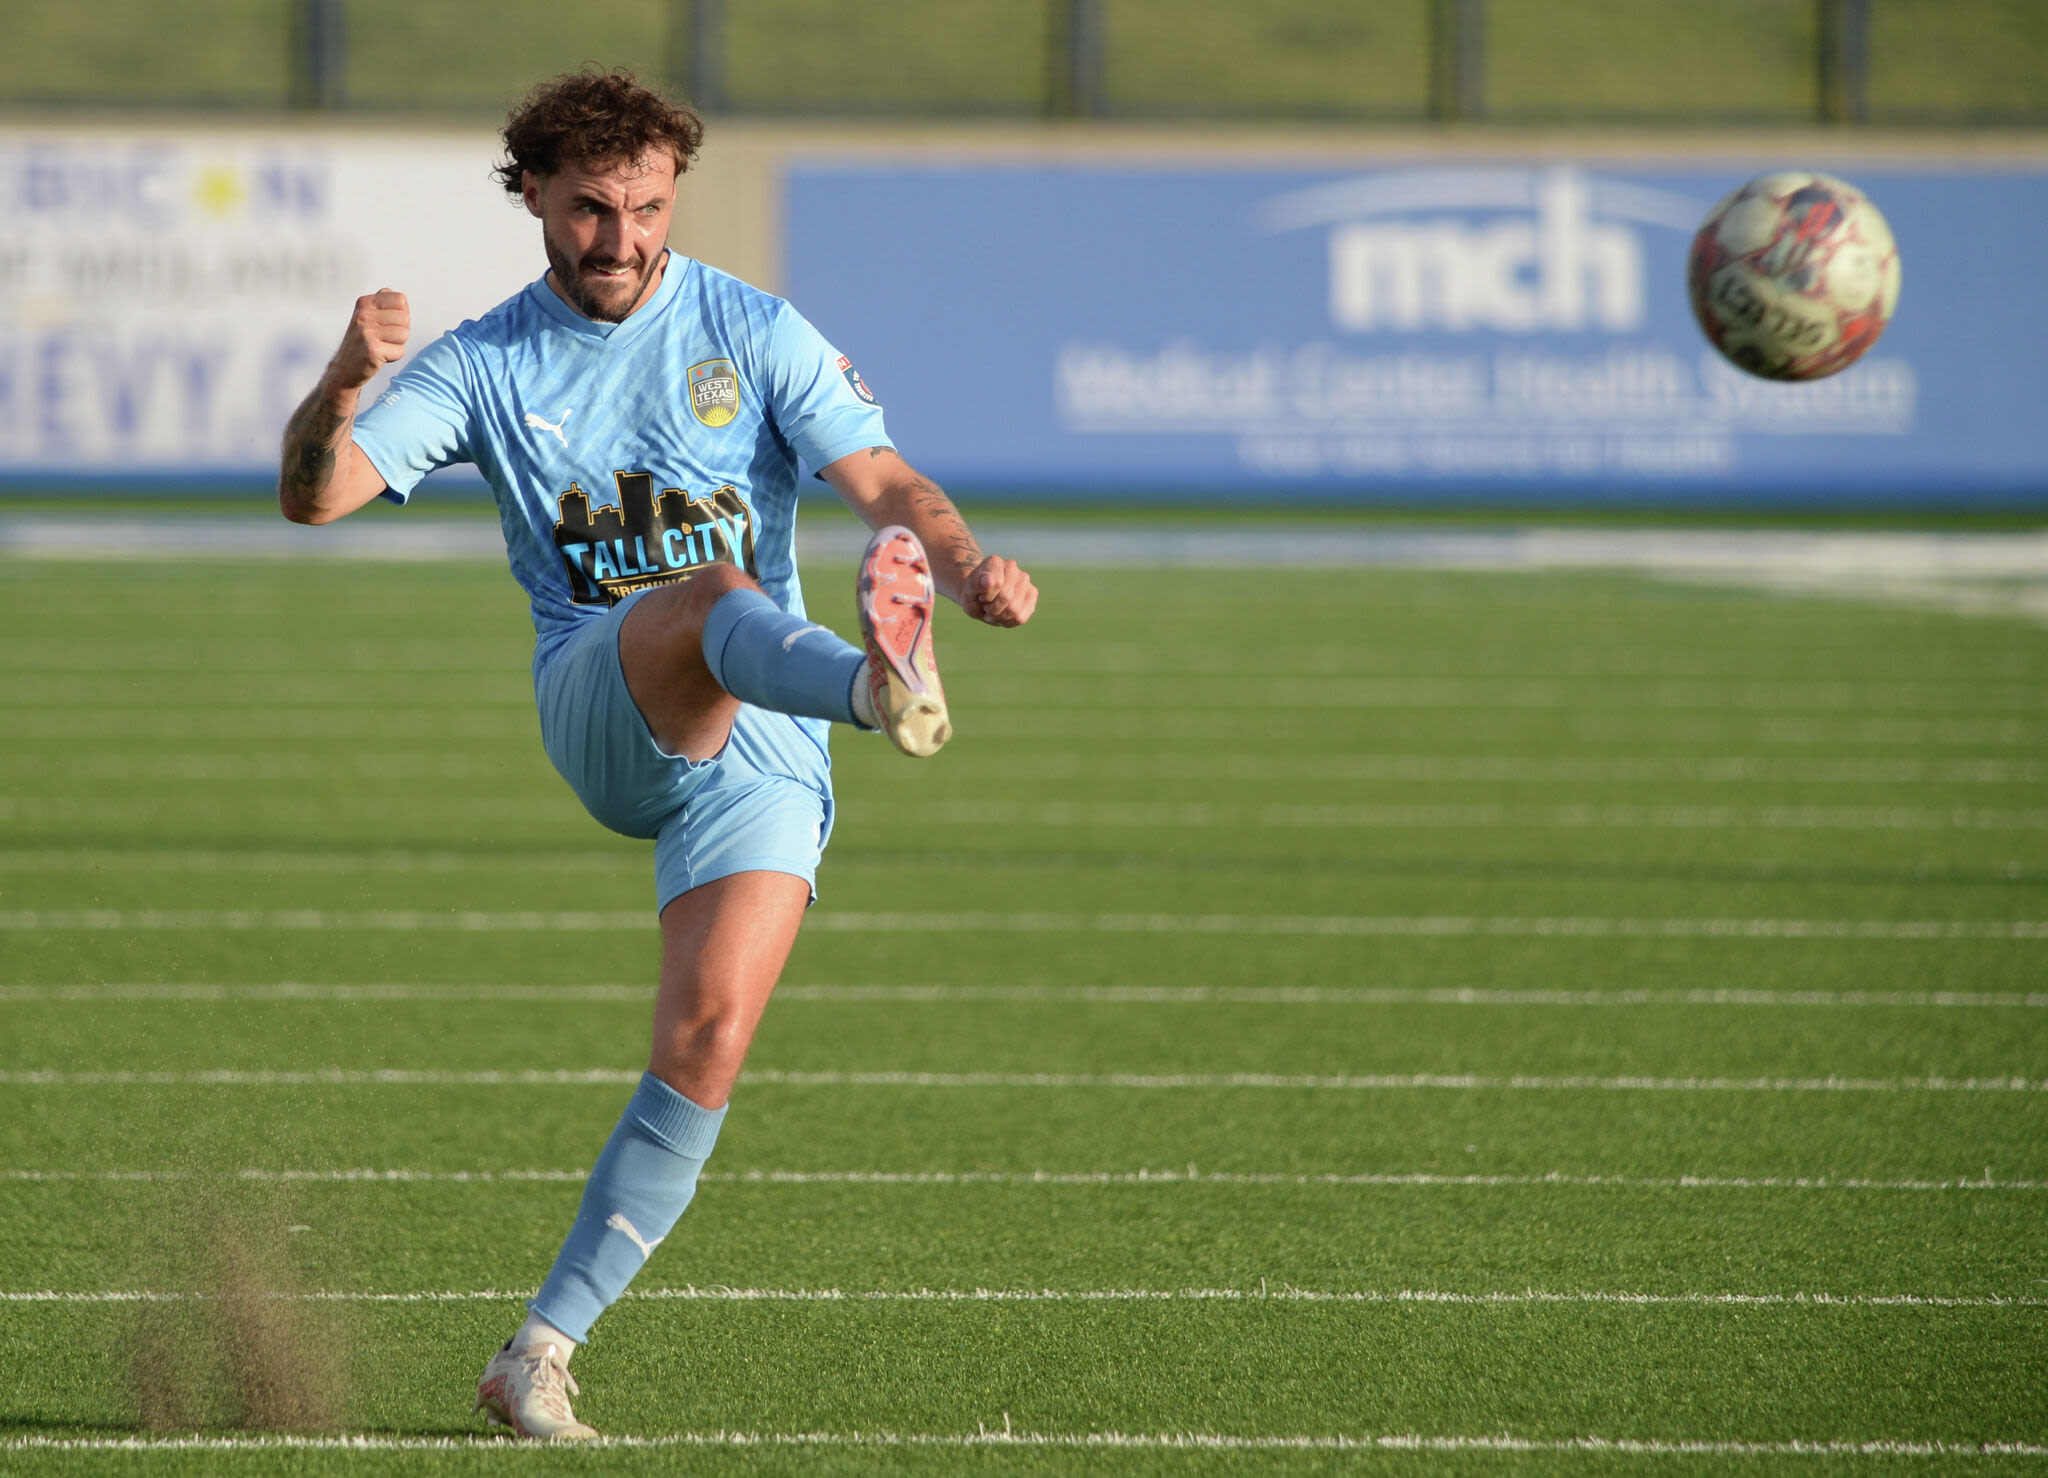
xmin=474 ymin=1342 xmax=599 ymax=1441
xmin=857 ymin=524 xmax=951 ymax=758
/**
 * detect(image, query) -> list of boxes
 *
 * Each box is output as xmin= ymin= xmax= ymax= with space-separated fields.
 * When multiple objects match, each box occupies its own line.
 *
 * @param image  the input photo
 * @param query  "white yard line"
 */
xmin=0 ymin=910 xmax=2043 ymax=939
xmin=807 ymin=913 xmax=2048 ymax=940
xmin=879 ymin=801 xmax=2048 ymax=830
xmin=4 ymin=683 xmax=2046 ymax=709
xmin=921 ymin=753 xmax=2048 ymax=784
xmin=930 ymin=680 xmax=2048 ymax=714
xmin=5 ymin=983 xmax=2044 ymax=1008
xmin=4 ymin=1167 xmax=2041 ymax=1192
xmin=12 ymin=680 xmax=2046 ymax=713
xmin=8 ymin=713 xmax=2037 ymax=746
xmin=0 ymin=849 xmax=638 ymax=874
xmin=39 ymin=794 xmax=2048 ymax=827
xmin=777 ymin=984 xmax=2048 ymax=1008
xmin=1 ymin=753 xmax=2043 ymax=785
xmin=0 ymin=984 xmax=656 ymax=1002
xmin=0 ymin=1068 xmax=2041 ymax=1092
xmin=40 ymin=800 xmax=2048 ymax=829
xmin=745 ymin=1069 xmax=2048 ymax=1094
xmin=17 ymin=800 xmax=2048 ymax=831
xmin=0 ymin=698 xmax=532 ymax=712
xmin=0 ymin=910 xmax=657 ymax=931
xmin=924 ymin=712 xmax=2042 ymax=745
xmin=2 ymin=1285 xmax=2039 ymax=1309
xmin=3 ymin=1430 xmax=2043 ymax=1457
xmin=0 ymin=1168 xmax=587 ymax=1183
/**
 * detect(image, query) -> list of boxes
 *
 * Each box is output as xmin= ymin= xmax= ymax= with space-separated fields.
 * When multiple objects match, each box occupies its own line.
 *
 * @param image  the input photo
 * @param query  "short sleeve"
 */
xmin=760 ymin=304 xmax=891 ymax=477
xmin=351 ymin=332 xmax=476 ymax=505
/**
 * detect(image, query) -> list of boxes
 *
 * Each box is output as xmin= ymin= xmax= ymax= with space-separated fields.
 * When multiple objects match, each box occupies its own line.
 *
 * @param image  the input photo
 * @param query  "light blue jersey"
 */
xmin=352 ymin=251 xmax=890 ymax=675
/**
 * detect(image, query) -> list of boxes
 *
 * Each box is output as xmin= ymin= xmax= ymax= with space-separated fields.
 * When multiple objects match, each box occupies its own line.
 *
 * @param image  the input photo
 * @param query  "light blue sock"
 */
xmin=701 ymin=587 xmax=866 ymax=726
xmin=529 ymin=1072 xmax=726 ymax=1342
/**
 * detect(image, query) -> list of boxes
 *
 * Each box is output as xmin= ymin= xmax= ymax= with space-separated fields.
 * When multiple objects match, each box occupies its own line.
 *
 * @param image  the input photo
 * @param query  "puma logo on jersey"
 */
xmin=605 ymin=1212 xmax=664 ymax=1260
xmin=524 ymin=408 xmax=574 ymax=447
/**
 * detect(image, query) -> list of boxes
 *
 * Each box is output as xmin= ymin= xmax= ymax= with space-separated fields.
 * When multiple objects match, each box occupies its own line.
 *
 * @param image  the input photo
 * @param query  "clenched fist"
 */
xmin=960 ymin=554 xmax=1037 ymax=628
xmin=328 ymin=290 xmax=410 ymax=392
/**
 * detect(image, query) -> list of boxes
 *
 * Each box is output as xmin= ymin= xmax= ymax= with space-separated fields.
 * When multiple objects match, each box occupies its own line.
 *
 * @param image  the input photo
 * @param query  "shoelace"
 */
xmin=518 ymin=1349 xmax=580 ymax=1422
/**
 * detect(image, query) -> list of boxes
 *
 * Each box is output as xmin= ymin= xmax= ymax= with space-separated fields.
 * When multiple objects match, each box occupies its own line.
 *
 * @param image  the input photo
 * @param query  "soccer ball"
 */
xmin=1687 ymin=171 xmax=1901 ymax=381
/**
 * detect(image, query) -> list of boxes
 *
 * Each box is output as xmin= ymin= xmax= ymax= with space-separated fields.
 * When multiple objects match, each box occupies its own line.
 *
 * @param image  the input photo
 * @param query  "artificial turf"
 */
xmin=0 ymin=546 xmax=2044 ymax=1474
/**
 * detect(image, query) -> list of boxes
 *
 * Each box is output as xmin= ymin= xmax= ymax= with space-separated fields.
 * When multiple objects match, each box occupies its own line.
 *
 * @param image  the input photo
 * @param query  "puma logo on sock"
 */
xmin=781 ymin=624 xmax=830 ymax=652
xmin=605 ymin=1212 xmax=664 ymax=1260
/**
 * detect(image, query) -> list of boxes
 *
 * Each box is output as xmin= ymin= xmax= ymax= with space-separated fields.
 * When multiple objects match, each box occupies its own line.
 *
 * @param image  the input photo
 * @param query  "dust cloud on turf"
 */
xmin=125 ymin=1104 xmax=352 ymax=1433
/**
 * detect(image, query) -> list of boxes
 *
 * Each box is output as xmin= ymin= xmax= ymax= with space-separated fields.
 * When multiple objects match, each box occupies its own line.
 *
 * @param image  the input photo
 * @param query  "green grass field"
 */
xmin=1 ymin=536 xmax=2045 ymax=1474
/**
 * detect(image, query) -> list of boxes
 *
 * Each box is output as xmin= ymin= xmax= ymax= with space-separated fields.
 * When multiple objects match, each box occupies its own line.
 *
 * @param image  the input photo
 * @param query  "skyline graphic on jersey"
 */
xmin=553 ymin=470 xmax=757 ymax=606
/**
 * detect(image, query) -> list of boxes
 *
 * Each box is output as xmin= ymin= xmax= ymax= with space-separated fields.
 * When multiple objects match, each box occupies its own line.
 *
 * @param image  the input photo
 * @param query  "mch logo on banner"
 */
xmin=787 ymin=161 xmax=2048 ymax=503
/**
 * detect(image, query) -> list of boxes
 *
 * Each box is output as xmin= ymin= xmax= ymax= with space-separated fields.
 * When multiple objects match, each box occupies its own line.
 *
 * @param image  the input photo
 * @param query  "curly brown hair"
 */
xmin=494 ymin=68 xmax=704 ymax=197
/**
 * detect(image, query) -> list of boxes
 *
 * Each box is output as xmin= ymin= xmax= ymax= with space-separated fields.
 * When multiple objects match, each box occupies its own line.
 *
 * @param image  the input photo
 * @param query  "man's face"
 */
xmin=524 ymin=151 xmax=677 ymax=323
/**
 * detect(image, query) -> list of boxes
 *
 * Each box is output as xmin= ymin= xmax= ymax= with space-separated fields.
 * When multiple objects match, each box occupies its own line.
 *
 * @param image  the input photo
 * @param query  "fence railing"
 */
xmin=6 ymin=0 xmax=2044 ymax=125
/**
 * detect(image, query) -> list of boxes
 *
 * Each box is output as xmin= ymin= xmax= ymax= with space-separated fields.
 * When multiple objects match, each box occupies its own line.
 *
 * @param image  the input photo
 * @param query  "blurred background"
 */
xmin=8 ymin=0 xmax=2046 ymax=123
xmin=2 ymin=0 xmax=2045 ymax=507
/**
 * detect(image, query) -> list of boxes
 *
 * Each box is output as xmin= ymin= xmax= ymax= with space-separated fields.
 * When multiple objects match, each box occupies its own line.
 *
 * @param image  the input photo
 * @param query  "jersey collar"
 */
xmin=528 ymin=248 xmax=688 ymax=345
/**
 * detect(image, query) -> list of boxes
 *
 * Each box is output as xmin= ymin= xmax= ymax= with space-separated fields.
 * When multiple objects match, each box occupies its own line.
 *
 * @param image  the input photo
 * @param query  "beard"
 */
xmin=541 ymin=225 xmax=662 ymax=323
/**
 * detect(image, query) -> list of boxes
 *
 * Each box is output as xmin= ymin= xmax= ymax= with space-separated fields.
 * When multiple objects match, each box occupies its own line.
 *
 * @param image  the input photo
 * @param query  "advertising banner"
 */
xmin=786 ymin=161 xmax=2048 ymax=502
xmin=0 ymin=130 xmax=530 ymax=483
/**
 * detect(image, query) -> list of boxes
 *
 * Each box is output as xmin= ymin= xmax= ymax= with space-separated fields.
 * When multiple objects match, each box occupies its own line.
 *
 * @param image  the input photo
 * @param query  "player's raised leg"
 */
xmin=616 ymin=562 xmax=870 ymax=761
xmin=615 ymin=532 xmax=952 ymax=761
xmin=478 ymin=870 xmax=809 ymax=1440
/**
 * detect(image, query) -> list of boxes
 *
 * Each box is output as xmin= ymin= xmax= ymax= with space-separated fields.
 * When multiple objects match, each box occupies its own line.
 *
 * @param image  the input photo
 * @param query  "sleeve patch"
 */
xmin=836 ymin=354 xmax=879 ymax=406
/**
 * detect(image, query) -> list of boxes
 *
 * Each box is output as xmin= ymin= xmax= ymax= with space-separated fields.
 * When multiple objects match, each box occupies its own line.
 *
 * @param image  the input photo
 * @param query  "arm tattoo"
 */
xmin=906 ymin=474 xmax=983 ymax=574
xmin=279 ymin=387 xmax=349 ymax=507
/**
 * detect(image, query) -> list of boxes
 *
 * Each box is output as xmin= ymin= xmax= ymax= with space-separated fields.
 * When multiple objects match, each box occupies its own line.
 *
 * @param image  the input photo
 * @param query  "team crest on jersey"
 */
xmin=553 ymin=471 xmax=758 ymax=607
xmin=688 ymin=358 xmax=739 ymax=428
xmin=836 ymin=355 xmax=878 ymax=406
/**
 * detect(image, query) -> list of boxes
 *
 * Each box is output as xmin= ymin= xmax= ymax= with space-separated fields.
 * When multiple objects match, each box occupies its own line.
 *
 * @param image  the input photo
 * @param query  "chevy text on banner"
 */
xmin=786 ymin=161 xmax=2048 ymax=503
xmin=0 ymin=131 xmax=532 ymax=484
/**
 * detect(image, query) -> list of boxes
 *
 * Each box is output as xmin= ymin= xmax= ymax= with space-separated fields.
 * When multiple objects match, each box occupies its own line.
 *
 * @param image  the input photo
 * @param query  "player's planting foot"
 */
xmin=474 ymin=1342 xmax=598 ymax=1441
xmin=857 ymin=525 xmax=951 ymax=758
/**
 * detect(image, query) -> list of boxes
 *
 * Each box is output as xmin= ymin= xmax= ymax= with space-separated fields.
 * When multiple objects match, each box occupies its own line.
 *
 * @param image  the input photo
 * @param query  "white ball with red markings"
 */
xmin=1687 ymin=171 xmax=1901 ymax=382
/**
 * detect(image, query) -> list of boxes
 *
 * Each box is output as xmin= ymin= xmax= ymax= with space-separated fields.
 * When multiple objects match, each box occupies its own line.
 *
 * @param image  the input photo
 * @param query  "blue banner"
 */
xmin=786 ymin=161 xmax=2048 ymax=503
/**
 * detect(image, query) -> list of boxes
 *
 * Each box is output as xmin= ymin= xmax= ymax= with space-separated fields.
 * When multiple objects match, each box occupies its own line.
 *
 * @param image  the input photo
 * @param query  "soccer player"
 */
xmin=277 ymin=69 xmax=1037 ymax=1440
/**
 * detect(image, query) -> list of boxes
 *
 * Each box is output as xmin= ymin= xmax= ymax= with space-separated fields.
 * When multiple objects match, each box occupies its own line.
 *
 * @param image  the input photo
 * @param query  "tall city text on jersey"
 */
xmin=553 ymin=470 xmax=756 ymax=606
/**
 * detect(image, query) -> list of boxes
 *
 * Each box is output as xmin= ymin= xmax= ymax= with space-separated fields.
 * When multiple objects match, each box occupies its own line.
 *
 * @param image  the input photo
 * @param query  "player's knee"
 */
xmin=630 ymin=565 xmax=758 ymax=648
xmin=683 ymin=562 xmax=756 ymax=612
xmin=622 ymin=567 xmax=761 ymax=677
xmin=650 ymin=1003 xmax=753 ymax=1091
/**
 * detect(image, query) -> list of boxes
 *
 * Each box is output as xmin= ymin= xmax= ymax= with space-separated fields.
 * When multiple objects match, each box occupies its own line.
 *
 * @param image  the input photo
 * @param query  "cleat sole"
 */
xmin=857 ymin=525 xmax=951 ymax=758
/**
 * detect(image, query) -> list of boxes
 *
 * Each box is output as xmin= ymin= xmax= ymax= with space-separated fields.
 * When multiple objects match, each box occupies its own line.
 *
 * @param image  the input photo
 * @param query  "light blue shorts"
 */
xmin=535 ymin=590 xmax=835 ymax=915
